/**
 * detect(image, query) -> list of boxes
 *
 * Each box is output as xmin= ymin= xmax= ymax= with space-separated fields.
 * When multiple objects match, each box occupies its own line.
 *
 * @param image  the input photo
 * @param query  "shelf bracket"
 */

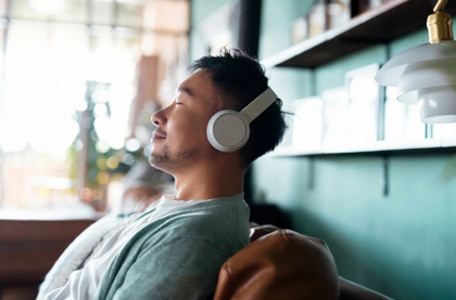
xmin=382 ymin=155 xmax=389 ymax=196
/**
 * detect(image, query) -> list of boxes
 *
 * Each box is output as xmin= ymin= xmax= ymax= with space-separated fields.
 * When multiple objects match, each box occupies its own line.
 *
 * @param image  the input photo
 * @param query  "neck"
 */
xmin=172 ymin=158 xmax=245 ymax=201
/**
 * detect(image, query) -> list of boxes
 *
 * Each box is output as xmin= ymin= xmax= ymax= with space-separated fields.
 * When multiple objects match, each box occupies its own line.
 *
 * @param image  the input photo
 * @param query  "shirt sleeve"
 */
xmin=37 ymin=215 xmax=130 ymax=300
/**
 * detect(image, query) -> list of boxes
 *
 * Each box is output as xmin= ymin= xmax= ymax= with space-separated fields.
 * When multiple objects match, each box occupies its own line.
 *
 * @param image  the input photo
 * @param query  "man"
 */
xmin=38 ymin=49 xmax=287 ymax=299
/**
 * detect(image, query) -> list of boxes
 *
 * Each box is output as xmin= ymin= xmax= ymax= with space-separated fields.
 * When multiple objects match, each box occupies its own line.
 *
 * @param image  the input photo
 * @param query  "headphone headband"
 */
xmin=241 ymin=87 xmax=277 ymax=123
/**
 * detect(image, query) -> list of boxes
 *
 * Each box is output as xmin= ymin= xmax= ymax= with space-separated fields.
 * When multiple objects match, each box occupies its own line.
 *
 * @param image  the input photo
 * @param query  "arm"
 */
xmin=37 ymin=215 xmax=128 ymax=300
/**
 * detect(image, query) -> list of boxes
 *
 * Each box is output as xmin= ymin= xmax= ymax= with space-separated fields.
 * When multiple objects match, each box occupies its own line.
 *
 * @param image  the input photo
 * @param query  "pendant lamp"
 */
xmin=375 ymin=0 xmax=456 ymax=123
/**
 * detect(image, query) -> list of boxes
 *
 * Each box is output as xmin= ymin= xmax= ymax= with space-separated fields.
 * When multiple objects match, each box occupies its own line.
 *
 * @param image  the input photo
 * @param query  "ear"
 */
xmin=207 ymin=110 xmax=250 ymax=152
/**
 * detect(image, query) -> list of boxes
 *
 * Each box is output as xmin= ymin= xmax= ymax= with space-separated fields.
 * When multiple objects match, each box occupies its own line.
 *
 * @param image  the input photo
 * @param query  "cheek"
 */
xmin=191 ymin=121 xmax=211 ymax=146
xmin=171 ymin=115 xmax=211 ymax=146
xmin=186 ymin=111 xmax=212 ymax=137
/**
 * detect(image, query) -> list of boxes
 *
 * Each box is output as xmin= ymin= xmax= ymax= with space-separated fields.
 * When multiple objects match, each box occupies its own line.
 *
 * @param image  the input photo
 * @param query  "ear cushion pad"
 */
xmin=207 ymin=110 xmax=250 ymax=152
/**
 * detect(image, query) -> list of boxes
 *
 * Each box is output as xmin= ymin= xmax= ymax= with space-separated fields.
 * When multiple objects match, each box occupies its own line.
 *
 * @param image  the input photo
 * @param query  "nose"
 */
xmin=151 ymin=109 xmax=163 ymax=127
xmin=152 ymin=102 xmax=172 ymax=127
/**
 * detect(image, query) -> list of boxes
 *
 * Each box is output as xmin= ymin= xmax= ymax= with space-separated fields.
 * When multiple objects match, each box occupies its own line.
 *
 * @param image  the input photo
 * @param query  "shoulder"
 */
xmin=171 ymin=197 xmax=249 ymax=237
xmin=137 ymin=197 xmax=250 ymax=253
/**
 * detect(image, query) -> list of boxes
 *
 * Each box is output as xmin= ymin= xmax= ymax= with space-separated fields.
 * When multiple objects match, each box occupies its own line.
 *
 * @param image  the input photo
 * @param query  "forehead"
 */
xmin=178 ymin=69 xmax=213 ymax=94
xmin=176 ymin=69 xmax=226 ymax=114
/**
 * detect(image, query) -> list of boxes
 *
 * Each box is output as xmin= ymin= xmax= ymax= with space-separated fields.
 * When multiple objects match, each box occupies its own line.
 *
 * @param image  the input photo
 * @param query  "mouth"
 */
xmin=152 ymin=129 xmax=166 ymax=142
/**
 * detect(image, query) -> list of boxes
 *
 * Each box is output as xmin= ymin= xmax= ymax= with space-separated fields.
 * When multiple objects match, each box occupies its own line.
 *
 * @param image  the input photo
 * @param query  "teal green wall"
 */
xmin=254 ymin=153 xmax=456 ymax=299
xmin=189 ymin=0 xmax=237 ymax=60
xmin=190 ymin=1 xmax=456 ymax=299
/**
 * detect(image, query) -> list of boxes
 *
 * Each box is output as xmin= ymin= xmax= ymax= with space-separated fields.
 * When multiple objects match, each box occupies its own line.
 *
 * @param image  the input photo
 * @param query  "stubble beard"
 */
xmin=149 ymin=145 xmax=195 ymax=172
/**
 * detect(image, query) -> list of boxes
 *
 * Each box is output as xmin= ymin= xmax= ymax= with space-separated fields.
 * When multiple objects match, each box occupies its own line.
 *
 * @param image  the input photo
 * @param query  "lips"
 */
xmin=152 ymin=129 xmax=166 ymax=141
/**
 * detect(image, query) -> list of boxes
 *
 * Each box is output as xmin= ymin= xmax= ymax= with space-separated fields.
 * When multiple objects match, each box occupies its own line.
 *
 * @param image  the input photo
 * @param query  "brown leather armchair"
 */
xmin=214 ymin=225 xmax=392 ymax=300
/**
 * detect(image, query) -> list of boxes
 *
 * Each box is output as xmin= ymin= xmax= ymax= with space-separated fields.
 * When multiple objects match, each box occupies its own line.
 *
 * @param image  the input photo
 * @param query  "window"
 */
xmin=0 ymin=0 xmax=189 ymax=217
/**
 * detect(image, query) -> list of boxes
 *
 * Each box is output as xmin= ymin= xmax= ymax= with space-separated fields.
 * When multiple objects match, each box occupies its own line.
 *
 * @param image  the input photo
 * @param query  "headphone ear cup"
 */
xmin=207 ymin=110 xmax=250 ymax=152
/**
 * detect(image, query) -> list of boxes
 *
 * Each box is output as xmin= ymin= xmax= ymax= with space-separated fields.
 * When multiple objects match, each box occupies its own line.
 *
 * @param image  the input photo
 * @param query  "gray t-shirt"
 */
xmin=38 ymin=194 xmax=250 ymax=300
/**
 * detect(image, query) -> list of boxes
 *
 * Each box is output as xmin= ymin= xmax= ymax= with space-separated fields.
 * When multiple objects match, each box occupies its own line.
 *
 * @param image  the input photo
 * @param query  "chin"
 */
xmin=149 ymin=152 xmax=168 ymax=169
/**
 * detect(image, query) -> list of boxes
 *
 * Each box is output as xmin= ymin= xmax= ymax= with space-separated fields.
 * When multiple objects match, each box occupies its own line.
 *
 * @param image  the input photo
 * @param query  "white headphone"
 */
xmin=206 ymin=87 xmax=277 ymax=152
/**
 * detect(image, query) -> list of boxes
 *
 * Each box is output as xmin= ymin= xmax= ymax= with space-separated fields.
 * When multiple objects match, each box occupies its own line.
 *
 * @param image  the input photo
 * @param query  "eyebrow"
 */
xmin=177 ymin=86 xmax=194 ymax=97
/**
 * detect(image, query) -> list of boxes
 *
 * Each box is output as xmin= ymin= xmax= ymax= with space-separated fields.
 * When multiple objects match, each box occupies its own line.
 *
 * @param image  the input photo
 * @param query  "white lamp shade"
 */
xmin=418 ymin=86 xmax=456 ymax=123
xmin=375 ymin=40 xmax=456 ymax=86
xmin=375 ymin=40 xmax=456 ymax=123
xmin=397 ymin=58 xmax=456 ymax=103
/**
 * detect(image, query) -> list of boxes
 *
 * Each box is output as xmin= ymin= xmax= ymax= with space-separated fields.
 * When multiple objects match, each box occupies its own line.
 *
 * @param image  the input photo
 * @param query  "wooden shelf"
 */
xmin=262 ymin=0 xmax=456 ymax=69
xmin=268 ymin=139 xmax=456 ymax=157
xmin=262 ymin=0 xmax=456 ymax=157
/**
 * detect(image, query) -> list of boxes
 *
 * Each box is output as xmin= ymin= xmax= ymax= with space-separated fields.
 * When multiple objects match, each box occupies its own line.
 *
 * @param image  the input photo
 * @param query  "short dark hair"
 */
xmin=189 ymin=48 xmax=287 ymax=166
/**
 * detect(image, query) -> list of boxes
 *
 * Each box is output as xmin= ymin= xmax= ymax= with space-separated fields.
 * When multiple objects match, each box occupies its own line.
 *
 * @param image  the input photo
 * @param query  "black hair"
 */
xmin=189 ymin=48 xmax=288 ymax=166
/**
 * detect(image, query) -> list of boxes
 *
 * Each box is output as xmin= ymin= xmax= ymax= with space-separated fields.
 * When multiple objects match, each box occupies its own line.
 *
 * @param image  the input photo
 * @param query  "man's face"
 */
xmin=149 ymin=69 xmax=220 ymax=173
